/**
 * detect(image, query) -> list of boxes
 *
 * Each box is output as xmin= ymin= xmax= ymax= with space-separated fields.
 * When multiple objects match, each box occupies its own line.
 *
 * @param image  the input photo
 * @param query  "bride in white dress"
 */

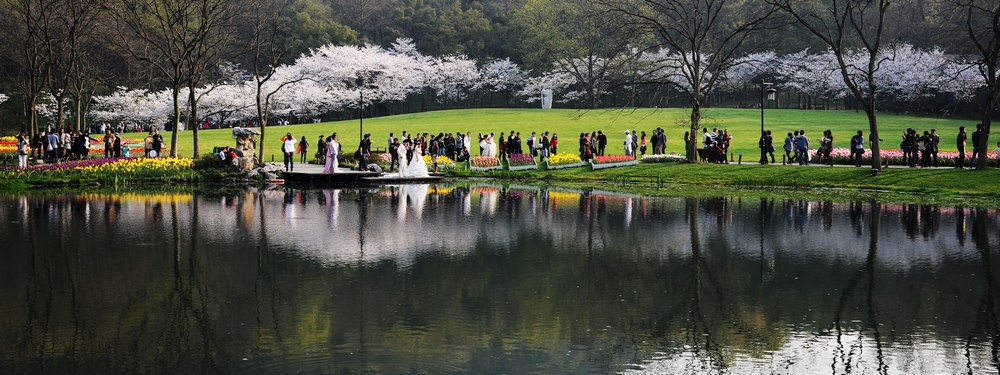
xmin=405 ymin=142 xmax=430 ymax=178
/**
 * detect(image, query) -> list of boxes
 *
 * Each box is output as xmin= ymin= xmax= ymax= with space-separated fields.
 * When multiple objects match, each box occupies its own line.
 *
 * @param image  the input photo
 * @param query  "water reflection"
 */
xmin=0 ymin=188 xmax=998 ymax=374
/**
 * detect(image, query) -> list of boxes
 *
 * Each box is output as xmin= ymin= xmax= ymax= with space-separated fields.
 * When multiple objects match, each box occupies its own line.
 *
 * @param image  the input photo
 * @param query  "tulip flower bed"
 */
xmin=470 ymin=156 xmax=502 ymax=171
xmin=591 ymin=155 xmax=639 ymax=170
xmin=506 ymin=153 xmax=538 ymax=171
xmin=811 ymin=148 xmax=999 ymax=167
xmin=640 ymin=154 xmax=687 ymax=163
xmin=545 ymin=153 xmax=586 ymax=170
xmin=0 ymin=157 xmax=197 ymax=187
xmin=424 ymin=154 xmax=456 ymax=169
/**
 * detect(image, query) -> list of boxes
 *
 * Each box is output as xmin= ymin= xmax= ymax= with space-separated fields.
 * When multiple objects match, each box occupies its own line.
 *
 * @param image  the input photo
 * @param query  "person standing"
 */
xmin=324 ymin=133 xmax=340 ymax=173
xmin=445 ymin=133 xmax=455 ymax=160
xmin=540 ymin=132 xmax=550 ymax=161
xmin=499 ymin=132 xmax=507 ymax=162
xmin=683 ymin=131 xmax=692 ymax=160
xmin=919 ymin=131 xmax=931 ymax=168
xmin=526 ymin=132 xmax=535 ymax=157
xmin=31 ymin=131 xmax=42 ymax=161
xmin=315 ymin=134 xmax=326 ymax=165
xmin=624 ymin=130 xmax=633 ymax=157
xmin=281 ymin=132 xmax=297 ymax=172
xmin=112 ymin=133 xmax=123 ymax=158
xmin=929 ymin=129 xmax=940 ymax=167
xmin=794 ymin=130 xmax=809 ymax=165
xmin=47 ymin=130 xmax=61 ymax=163
xmin=144 ymin=132 xmax=154 ymax=156
xmin=597 ymin=131 xmax=607 ymax=156
xmin=850 ymin=130 xmax=865 ymax=167
xmin=298 ymin=136 xmax=309 ymax=164
xmin=463 ymin=132 xmax=471 ymax=157
xmin=957 ymin=126 xmax=967 ymax=168
xmin=758 ymin=131 xmax=769 ymax=164
xmin=639 ymin=131 xmax=647 ymax=157
xmin=389 ymin=138 xmax=400 ymax=171
xmin=359 ymin=133 xmax=372 ymax=170
xmin=550 ymin=133 xmax=559 ymax=155
xmin=455 ymin=132 xmax=464 ymax=159
xmin=60 ymin=129 xmax=72 ymax=161
xmin=784 ymin=131 xmax=795 ymax=163
xmin=102 ymin=131 xmax=113 ymax=158
xmin=765 ymin=130 xmax=775 ymax=164
xmin=152 ymin=130 xmax=164 ymax=157
xmin=971 ymin=124 xmax=983 ymax=167
xmin=820 ymin=130 xmax=833 ymax=166
xmin=16 ymin=132 xmax=29 ymax=168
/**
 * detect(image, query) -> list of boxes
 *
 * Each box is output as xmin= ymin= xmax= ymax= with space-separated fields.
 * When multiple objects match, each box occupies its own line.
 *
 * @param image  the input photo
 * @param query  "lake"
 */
xmin=0 ymin=185 xmax=998 ymax=374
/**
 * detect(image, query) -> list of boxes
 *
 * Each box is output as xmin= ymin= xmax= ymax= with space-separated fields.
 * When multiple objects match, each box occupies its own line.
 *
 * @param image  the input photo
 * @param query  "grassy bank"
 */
xmin=446 ymin=162 xmax=1000 ymax=206
xmin=0 ymin=156 xmax=246 ymax=191
xmin=124 ymin=108 xmax=975 ymax=160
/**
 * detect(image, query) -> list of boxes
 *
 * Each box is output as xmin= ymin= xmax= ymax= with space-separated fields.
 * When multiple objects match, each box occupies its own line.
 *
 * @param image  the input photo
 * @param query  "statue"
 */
xmin=541 ymin=88 xmax=553 ymax=110
xmin=232 ymin=127 xmax=260 ymax=170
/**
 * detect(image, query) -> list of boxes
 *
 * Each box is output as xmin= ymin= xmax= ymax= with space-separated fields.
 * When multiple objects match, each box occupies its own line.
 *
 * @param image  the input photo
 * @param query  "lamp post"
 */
xmin=760 ymin=80 xmax=776 ymax=164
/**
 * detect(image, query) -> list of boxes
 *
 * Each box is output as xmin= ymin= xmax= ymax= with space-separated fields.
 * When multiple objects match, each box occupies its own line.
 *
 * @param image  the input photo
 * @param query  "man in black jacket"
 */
xmin=597 ymin=131 xmax=607 ymax=156
xmin=970 ymin=124 xmax=983 ymax=167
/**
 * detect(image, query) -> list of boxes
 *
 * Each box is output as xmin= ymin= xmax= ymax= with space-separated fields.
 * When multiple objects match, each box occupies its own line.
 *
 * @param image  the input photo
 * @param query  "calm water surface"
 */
xmin=0 ymin=185 xmax=998 ymax=374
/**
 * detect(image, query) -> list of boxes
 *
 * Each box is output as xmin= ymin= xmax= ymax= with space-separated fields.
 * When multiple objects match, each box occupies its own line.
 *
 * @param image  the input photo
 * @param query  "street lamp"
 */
xmin=760 ymin=80 xmax=776 ymax=164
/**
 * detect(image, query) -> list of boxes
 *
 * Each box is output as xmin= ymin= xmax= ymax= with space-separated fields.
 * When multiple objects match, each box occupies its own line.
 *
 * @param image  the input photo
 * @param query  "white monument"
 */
xmin=541 ymin=89 xmax=553 ymax=110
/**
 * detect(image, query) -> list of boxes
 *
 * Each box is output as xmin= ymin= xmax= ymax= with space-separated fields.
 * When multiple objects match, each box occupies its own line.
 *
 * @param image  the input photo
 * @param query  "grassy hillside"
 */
xmin=130 ymin=108 xmax=976 ymax=160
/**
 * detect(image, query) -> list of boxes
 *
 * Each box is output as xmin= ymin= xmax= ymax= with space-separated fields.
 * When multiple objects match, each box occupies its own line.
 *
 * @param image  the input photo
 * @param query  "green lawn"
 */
xmin=135 ymin=108 xmax=977 ymax=160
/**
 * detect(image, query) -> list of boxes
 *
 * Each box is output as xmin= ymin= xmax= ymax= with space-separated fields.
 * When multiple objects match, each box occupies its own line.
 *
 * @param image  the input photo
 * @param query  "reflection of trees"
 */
xmin=831 ymin=201 xmax=887 ymax=375
xmin=680 ymin=198 xmax=726 ymax=369
xmin=157 ymin=198 xmax=222 ymax=372
xmin=5 ymin=192 xmax=1000 ymax=373
xmin=971 ymin=208 xmax=1000 ymax=372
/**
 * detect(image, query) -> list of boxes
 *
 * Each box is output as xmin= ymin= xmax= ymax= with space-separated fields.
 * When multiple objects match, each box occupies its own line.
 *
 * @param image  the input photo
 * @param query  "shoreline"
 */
xmin=445 ymin=162 xmax=1000 ymax=207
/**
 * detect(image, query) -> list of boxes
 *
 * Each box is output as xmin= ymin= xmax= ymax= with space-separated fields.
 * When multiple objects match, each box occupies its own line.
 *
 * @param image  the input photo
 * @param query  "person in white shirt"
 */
xmin=624 ymin=130 xmax=633 ymax=156
xmin=282 ymin=132 xmax=297 ymax=172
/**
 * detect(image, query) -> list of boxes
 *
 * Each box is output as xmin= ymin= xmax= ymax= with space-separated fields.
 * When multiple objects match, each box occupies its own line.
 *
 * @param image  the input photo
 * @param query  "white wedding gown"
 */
xmin=405 ymin=146 xmax=430 ymax=178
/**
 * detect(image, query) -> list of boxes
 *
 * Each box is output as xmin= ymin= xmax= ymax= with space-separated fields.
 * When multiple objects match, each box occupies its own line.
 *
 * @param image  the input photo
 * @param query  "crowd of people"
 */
xmin=8 ymin=127 xmax=168 ymax=169
xmin=275 ymin=123 xmax=1000 ymax=174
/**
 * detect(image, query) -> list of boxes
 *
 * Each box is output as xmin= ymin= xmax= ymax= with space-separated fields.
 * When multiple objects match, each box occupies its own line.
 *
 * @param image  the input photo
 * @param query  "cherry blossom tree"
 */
xmin=519 ymin=71 xmax=580 ymax=104
xmin=600 ymin=0 xmax=778 ymax=162
xmin=770 ymin=0 xmax=894 ymax=171
xmin=478 ymin=58 xmax=526 ymax=93
xmin=428 ymin=55 xmax=480 ymax=105
xmin=89 ymin=87 xmax=171 ymax=128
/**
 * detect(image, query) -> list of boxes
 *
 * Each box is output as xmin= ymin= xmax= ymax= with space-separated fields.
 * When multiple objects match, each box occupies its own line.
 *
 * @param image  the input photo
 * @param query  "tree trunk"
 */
xmin=170 ymin=86 xmax=180 ymax=157
xmin=55 ymin=96 xmax=65 ymax=131
xmin=75 ymin=94 xmax=83 ymax=131
xmin=256 ymin=89 xmax=267 ymax=166
xmin=866 ymin=109 xmax=882 ymax=171
xmin=687 ymin=102 xmax=702 ymax=163
xmin=29 ymin=95 xmax=38 ymax=134
xmin=187 ymin=85 xmax=200 ymax=157
xmin=975 ymin=89 xmax=999 ymax=170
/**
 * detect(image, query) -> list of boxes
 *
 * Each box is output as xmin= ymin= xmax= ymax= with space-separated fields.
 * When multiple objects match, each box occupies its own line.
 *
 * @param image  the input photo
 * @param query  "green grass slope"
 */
xmin=133 ymin=108 xmax=977 ymax=160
